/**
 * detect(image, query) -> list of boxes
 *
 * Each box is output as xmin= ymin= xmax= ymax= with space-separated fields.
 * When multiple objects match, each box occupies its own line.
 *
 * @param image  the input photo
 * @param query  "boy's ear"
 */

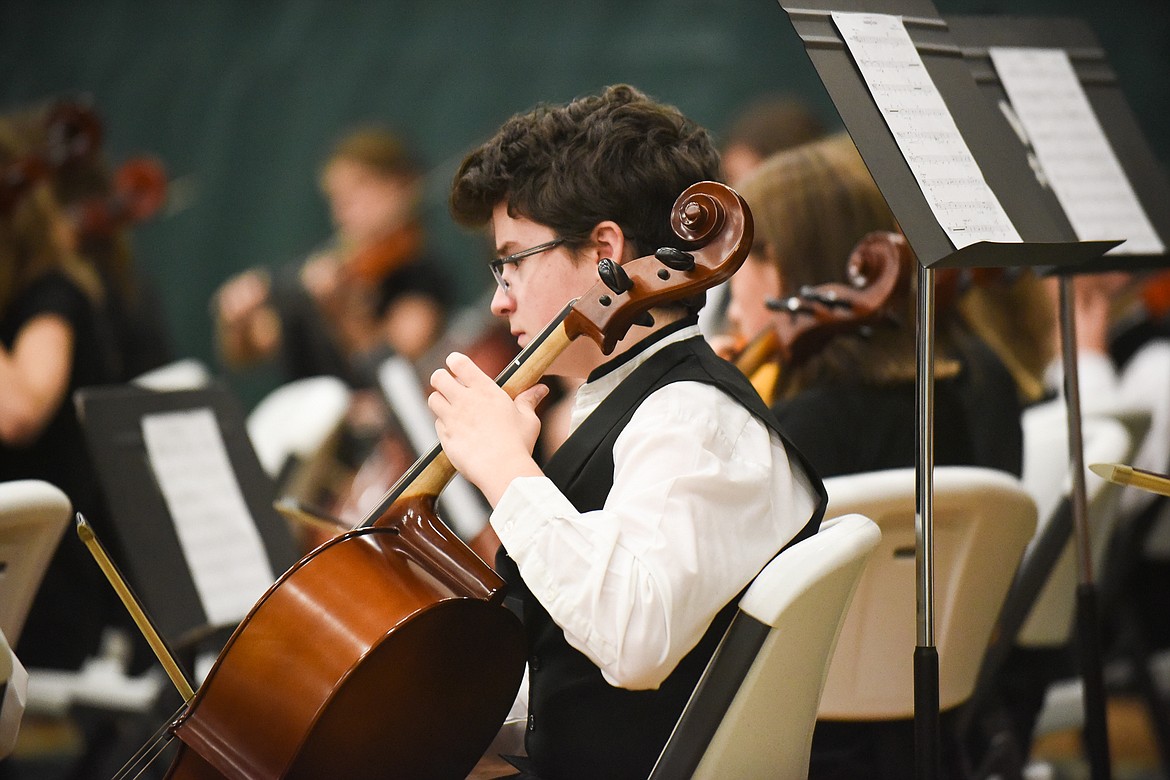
xmin=589 ymin=220 xmax=633 ymax=264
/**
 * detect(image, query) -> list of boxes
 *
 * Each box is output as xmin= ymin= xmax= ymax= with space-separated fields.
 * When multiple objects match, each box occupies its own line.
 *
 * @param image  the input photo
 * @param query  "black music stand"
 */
xmin=74 ymin=382 xmax=299 ymax=664
xmin=944 ymin=16 xmax=1170 ymax=779
xmin=775 ymin=3 xmax=1117 ymax=778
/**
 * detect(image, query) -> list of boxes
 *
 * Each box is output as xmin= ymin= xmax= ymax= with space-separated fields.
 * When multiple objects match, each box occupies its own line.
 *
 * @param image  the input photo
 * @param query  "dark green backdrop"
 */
xmin=2 ymin=0 xmax=1166 ymax=405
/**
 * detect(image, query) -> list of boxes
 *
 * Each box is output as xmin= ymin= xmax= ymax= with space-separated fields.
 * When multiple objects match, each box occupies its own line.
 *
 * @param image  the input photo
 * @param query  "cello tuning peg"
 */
xmin=597 ymin=258 xmax=632 ymax=294
xmin=765 ymin=296 xmax=807 ymax=314
xmin=797 ymin=287 xmax=853 ymax=310
xmin=633 ymin=311 xmax=655 ymax=328
xmin=655 ymin=247 xmax=695 ymax=271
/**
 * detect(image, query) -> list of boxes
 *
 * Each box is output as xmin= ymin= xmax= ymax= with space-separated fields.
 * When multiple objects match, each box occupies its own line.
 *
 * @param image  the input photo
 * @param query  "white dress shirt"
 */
xmin=490 ymin=325 xmax=818 ymax=690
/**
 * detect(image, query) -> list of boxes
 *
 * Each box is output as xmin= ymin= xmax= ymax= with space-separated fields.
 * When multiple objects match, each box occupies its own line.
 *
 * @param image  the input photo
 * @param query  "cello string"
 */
xmin=114 ymin=728 xmax=173 ymax=780
xmin=112 ymin=726 xmax=170 ymax=780
xmin=111 ymin=702 xmax=186 ymax=780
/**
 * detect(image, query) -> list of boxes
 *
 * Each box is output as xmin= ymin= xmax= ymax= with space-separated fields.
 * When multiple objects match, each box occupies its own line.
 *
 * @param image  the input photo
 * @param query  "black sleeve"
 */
xmin=8 ymin=272 xmax=91 ymax=334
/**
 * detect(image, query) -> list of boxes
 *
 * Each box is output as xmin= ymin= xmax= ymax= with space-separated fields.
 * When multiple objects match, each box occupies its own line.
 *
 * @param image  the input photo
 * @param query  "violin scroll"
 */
xmin=73 ymin=155 xmax=168 ymax=240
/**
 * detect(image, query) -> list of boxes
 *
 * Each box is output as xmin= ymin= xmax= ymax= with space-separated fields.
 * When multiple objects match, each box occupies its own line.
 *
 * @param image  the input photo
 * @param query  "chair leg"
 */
xmin=975 ymin=729 xmax=1028 ymax=780
xmin=1117 ymin=596 xmax=1170 ymax=769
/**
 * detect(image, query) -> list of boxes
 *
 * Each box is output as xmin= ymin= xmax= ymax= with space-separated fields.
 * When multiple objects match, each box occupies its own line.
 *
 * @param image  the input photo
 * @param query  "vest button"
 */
xmin=527 ymin=714 xmax=536 ymax=732
xmin=529 ymin=655 xmax=541 ymax=672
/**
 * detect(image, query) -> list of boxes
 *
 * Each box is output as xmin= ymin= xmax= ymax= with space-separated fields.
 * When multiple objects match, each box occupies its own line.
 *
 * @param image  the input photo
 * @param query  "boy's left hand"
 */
xmin=428 ymin=351 xmax=548 ymax=505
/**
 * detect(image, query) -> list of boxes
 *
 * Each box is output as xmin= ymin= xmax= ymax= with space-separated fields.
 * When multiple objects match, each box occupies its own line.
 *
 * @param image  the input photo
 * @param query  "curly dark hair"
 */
xmin=450 ymin=85 xmax=721 ymax=263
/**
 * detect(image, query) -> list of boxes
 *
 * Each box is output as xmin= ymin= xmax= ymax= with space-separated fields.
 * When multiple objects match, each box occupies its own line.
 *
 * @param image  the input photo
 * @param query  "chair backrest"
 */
xmin=131 ymin=358 xmax=212 ymax=392
xmin=1016 ymin=402 xmax=1133 ymax=647
xmin=651 ymin=514 xmax=881 ymax=780
xmin=816 ymin=467 xmax=1036 ymax=718
xmin=0 ymin=627 xmax=28 ymax=759
xmin=0 ymin=480 xmax=72 ymax=643
xmin=246 ymin=375 xmax=352 ymax=478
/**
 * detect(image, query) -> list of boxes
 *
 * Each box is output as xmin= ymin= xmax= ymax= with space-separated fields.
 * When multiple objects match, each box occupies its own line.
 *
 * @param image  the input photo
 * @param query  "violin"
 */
xmin=733 ymin=230 xmax=913 ymax=402
xmin=0 ymin=101 xmax=102 ymax=216
xmin=342 ymin=221 xmax=425 ymax=286
xmin=70 ymin=155 xmax=168 ymax=241
xmin=1140 ymin=269 xmax=1170 ymax=321
xmin=124 ymin=181 xmax=750 ymax=779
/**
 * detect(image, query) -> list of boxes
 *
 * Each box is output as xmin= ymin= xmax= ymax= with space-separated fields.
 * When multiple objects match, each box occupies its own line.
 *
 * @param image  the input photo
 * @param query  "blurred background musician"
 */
xmin=212 ymin=125 xmax=454 ymax=389
xmin=723 ymin=131 xmax=1027 ymax=779
xmin=719 ymin=93 xmax=827 ymax=189
xmin=729 ymin=132 xmax=1025 ymax=482
xmin=0 ymin=112 xmax=121 ymax=675
xmin=1040 ymin=269 xmax=1170 ymax=725
xmin=699 ymin=94 xmax=828 ymax=342
xmin=10 ymin=98 xmax=177 ymax=385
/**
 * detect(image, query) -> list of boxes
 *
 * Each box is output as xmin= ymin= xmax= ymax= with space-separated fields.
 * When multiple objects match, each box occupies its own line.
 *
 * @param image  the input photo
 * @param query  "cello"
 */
xmin=107 ymin=181 xmax=750 ymax=779
xmin=733 ymin=230 xmax=913 ymax=404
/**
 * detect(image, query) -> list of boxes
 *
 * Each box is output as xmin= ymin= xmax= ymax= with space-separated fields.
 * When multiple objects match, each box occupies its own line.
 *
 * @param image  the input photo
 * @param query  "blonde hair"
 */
xmin=954 ymin=272 xmax=1055 ymax=403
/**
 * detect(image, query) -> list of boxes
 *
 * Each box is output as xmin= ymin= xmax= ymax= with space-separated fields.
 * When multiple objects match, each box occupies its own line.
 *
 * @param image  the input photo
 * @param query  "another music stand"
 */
xmin=75 ymin=382 xmax=299 ymax=664
xmin=775 ymin=3 xmax=1117 ymax=777
xmin=943 ymin=16 xmax=1170 ymax=779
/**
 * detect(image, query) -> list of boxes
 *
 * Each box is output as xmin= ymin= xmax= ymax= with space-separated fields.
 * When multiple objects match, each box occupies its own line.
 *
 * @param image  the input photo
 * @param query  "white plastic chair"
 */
xmin=0 ymin=480 xmax=72 ymax=644
xmin=816 ymin=467 xmax=1037 ymax=720
xmin=1011 ymin=401 xmax=1138 ymax=742
xmin=650 ymin=514 xmax=882 ymax=780
xmin=246 ymin=375 xmax=351 ymax=478
xmin=1016 ymin=401 xmax=1133 ymax=648
xmin=7 ymin=482 xmax=164 ymax=721
xmin=0 ymin=627 xmax=28 ymax=759
xmin=131 ymin=358 xmax=212 ymax=392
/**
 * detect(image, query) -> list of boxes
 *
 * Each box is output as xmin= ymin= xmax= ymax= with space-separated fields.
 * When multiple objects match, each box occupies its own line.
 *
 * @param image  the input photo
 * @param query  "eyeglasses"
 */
xmin=489 ymin=238 xmax=566 ymax=292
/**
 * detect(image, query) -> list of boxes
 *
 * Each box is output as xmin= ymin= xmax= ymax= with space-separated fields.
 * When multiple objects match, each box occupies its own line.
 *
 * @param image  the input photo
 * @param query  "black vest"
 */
xmin=495 ymin=332 xmax=826 ymax=780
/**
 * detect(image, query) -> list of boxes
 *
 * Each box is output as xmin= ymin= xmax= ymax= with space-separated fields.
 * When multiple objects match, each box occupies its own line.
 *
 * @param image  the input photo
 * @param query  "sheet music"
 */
xmin=989 ymin=46 xmax=1164 ymax=255
xmin=832 ymin=12 xmax=1020 ymax=248
xmin=142 ymin=408 xmax=276 ymax=625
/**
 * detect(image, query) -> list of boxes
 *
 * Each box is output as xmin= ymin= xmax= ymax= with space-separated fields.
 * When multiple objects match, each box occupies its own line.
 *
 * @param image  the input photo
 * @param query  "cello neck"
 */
xmin=358 ymin=302 xmax=575 ymax=527
xmin=358 ymin=181 xmax=752 ymax=528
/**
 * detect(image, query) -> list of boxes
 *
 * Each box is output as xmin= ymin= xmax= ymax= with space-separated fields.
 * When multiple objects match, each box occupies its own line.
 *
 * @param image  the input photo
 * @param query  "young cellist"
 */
xmin=427 ymin=84 xmax=827 ymax=780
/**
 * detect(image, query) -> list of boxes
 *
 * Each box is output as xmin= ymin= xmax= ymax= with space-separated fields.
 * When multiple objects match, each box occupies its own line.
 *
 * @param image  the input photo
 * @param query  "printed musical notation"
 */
xmin=142 ymin=408 xmax=276 ymax=626
xmin=989 ymin=47 xmax=1164 ymax=255
xmin=832 ymin=12 xmax=1021 ymax=249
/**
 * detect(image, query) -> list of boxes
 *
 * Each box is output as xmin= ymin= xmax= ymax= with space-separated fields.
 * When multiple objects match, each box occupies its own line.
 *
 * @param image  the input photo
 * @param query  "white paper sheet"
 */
xmin=142 ymin=408 xmax=276 ymax=626
xmin=989 ymin=46 xmax=1163 ymax=255
xmin=832 ymin=12 xmax=1020 ymax=248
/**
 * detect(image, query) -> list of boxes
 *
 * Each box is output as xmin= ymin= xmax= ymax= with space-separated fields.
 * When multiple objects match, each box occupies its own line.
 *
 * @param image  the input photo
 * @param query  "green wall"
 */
xmin=2 ymin=0 xmax=1165 ymax=405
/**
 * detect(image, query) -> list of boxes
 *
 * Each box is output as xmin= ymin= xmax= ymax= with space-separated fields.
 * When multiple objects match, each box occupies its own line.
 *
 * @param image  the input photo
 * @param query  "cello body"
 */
xmin=166 ymin=496 xmax=524 ymax=779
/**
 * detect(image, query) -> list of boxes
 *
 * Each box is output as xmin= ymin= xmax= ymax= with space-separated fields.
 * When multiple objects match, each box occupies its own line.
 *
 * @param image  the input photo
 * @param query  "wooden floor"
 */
xmin=1031 ymin=695 xmax=1167 ymax=779
xmin=1 ymin=694 xmax=1167 ymax=778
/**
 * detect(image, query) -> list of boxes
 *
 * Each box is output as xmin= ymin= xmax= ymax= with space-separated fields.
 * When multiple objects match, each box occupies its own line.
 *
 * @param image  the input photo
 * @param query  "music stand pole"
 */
xmin=1057 ymin=276 xmax=1113 ymax=780
xmin=915 ymin=263 xmax=941 ymax=780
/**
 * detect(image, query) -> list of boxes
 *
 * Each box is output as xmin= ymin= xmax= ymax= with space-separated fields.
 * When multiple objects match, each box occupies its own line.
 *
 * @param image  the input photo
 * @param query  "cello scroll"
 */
xmin=767 ymin=230 xmax=912 ymax=367
xmin=565 ymin=181 xmax=752 ymax=354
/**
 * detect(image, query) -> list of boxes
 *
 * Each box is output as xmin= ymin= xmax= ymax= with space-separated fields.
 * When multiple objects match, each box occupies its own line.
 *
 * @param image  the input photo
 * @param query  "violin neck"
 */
xmin=358 ymin=302 xmax=576 ymax=528
xmin=734 ymin=327 xmax=782 ymax=378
